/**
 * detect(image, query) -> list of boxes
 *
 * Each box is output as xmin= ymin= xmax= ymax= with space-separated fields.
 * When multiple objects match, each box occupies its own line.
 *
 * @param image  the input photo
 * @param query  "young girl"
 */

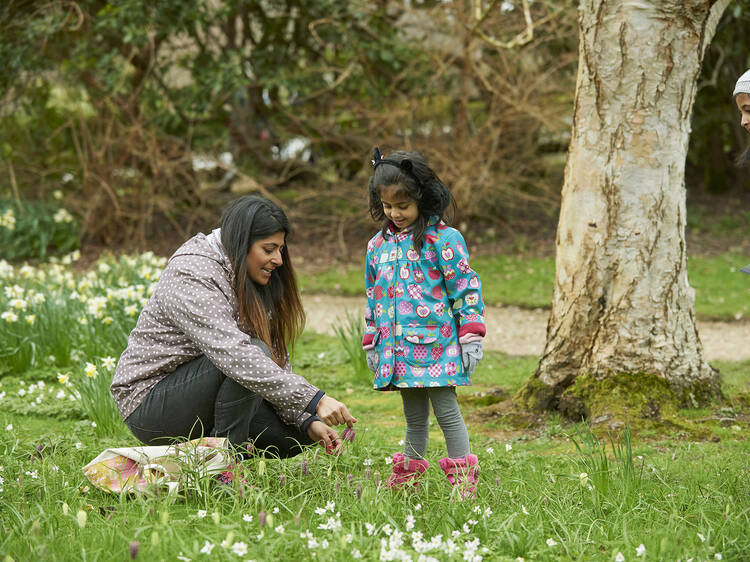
xmin=362 ymin=147 xmax=485 ymax=499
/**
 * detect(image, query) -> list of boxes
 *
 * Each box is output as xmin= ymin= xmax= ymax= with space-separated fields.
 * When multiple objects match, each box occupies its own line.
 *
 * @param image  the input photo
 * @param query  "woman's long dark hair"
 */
xmin=367 ymin=150 xmax=455 ymax=253
xmin=220 ymin=195 xmax=305 ymax=366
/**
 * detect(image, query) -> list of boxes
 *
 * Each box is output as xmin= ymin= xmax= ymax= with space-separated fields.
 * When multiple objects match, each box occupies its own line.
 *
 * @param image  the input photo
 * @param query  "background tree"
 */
xmin=518 ymin=0 xmax=732 ymax=421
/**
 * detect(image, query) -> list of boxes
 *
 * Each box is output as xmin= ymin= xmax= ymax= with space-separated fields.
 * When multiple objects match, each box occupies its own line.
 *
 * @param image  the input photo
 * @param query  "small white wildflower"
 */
xmin=715 ymin=554 xmax=723 ymax=560
xmin=698 ymin=533 xmax=706 ymax=543
xmin=325 ymin=501 xmax=335 ymax=512
xmin=74 ymin=442 xmax=83 ymax=449
xmin=505 ymin=443 xmax=512 ymax=452
xmin=385 ymin=455 xmax=393 ymax=465
xmin=315 ymin=507 xmax=327 ymax=516
xmin=6 ymin=424 xmax=13 ymax=431
xmin=521 ymin=505 xmax=529 ymax=515
xmin=243 ymin=514 xmax=252 ymax=522
xmin=102 ymin=356 xmax=117 ymax=370
xmin=635 ymin=544 xmax=646 ymax=557
xmin=415 ymin=503 xmax=422 ymax=511
xmin=615 ymin=552 xmax=625 ymax=562
xmin=363 ymin=458 xmax=373 ymax=466
xmin=230 ymin=542 xmax=248 ymax=556
xmin=1 ymin=311 xmax=18 ymax=323
xmin=352 ymin=549 xmax=362 ymax=559
xmin=275 ymin=525 xmax=285 ymax=533
xmin=485 ymin=447 xmax=494 ymax=454
xmin=546 ymin=538 xmax=557 ymax=547
xmin=200 ymin=541 xmax=215 ymax=555
xmin=406 ymin=514 xmax=415 ymax=531
xmin=197 ymin=509 xmax=207 ymax=518
xmin=365 ymin=522 xmax=377 ymax=535
xmin=272 ymin=507 xmax=279 ymax=514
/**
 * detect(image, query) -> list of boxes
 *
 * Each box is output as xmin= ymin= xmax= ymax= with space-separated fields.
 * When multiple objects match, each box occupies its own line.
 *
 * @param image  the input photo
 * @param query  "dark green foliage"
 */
xmin=0 ymin=199 xmax=79 ymax=260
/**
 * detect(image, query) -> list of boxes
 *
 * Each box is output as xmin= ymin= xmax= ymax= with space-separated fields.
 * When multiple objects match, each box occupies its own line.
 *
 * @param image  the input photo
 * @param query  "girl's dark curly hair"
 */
xmin=367 ymin=150 xmax=455 ymax=253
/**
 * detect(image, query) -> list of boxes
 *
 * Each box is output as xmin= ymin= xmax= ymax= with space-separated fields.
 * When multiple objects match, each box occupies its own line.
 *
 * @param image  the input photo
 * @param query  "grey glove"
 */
xmin=366 ymin=349 xmax=379 ymax=373
xmin=461 ymin=341 xmax=483 ymax=375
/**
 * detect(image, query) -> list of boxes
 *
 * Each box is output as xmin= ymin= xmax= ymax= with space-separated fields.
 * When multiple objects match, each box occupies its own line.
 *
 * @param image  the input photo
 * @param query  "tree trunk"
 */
xmin=519 ymin=0 xmax=731 ymax=419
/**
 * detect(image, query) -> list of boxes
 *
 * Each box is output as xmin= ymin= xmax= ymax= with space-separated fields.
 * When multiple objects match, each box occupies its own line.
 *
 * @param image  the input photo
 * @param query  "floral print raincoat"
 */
xmin=362 ymin=218 xmax=485 ymax=390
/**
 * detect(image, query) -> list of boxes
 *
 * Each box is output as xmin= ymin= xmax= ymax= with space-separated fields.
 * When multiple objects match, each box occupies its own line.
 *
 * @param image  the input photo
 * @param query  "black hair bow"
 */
xmin=371 ymin=146 xmax=415 ymax=174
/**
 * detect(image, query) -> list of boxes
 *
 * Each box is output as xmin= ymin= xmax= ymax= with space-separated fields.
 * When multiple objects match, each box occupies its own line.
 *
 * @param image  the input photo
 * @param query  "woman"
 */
xmin=735 ymin=68 xmax=750 ymax=166
xmin=111 ymin=195 xmax=356 ymax=458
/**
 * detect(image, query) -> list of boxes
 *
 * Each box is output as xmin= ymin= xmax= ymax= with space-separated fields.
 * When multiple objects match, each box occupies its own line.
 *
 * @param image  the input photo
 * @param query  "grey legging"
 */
xmin=400 ymin=387 xmax=470 ymax=459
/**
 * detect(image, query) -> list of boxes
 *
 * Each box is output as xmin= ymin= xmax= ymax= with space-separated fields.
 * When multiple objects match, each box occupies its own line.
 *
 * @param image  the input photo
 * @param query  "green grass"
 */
xmin=297 ymin=252 xmax=750 ymax=321
xmin=1 ymin=338 xmax=749 ymax=561
xmin=2 ymin=251 xmax=750 ymax=560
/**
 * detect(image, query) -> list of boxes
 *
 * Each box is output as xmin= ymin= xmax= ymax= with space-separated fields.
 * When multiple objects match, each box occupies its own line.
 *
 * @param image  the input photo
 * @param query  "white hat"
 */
xmin=733 ymin=69 xmax=750 ymax=97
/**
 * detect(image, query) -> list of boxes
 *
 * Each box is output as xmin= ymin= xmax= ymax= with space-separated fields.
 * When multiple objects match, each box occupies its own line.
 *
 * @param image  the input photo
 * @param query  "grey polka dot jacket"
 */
xmin=110 ymin=232 xmax=321 ymax=430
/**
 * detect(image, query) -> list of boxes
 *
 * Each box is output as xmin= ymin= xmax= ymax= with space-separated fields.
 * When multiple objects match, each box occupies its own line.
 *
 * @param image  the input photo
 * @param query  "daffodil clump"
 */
xmin=0 ymin=250 xmax=165 ymax=435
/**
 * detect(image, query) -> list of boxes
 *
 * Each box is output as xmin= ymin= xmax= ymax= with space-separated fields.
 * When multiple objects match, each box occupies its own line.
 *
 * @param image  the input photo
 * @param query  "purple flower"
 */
xmin=365 ymin=467 xmax=372 ymax=480
xmin=280 ymin=474 xmax=286 ymax=486
xmin=258 ymin=510 xmax=266 ymax=528
xmin=355 ymin=484 xmax=362 ymax=500
xmin=341 ymin=427 xmax=356 ymax=443
xmin=347 ymin=473 xmax=354 ymax=487
xmin=129 ymin=541 xmax=140 ymax=559
xmin=301 ymin=459 xmax=309 ymax=475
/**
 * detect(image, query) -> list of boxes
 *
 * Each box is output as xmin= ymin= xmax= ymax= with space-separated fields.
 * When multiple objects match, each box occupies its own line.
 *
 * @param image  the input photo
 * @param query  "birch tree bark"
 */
xmin=519 ymin=0 xmax=731 ymax=417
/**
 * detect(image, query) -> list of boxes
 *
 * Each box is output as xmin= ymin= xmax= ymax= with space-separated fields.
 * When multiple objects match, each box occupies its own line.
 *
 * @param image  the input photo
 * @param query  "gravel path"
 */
xmin=302 ymin=295 xmax=750 ymax=361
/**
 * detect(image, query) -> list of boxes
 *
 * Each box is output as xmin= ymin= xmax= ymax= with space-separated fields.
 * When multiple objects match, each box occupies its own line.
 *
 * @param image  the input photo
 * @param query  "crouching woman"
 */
xmin=111 ymin=195 xmax=356 ymax=457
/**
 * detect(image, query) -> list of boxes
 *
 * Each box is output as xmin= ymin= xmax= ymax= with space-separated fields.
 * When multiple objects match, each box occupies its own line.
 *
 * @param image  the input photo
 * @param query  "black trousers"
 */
xmin=124 ymin=354 xmax=313 ymax=458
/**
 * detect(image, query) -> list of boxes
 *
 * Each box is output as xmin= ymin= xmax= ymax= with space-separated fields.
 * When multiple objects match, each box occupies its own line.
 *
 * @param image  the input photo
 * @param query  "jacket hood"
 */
xmin=169 ymin=230 xmax=233 ymax=273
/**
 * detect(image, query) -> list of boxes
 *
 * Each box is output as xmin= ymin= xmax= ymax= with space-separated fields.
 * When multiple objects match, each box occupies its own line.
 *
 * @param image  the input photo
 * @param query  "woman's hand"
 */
xmin=306 ymin=420 xmax=342 ymax=454
xmin=316 ymin=395 xmax=357 ymax=428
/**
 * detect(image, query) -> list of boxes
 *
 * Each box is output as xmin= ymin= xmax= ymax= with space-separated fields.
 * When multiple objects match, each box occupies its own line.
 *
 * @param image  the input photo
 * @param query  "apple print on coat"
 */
xmin=416 ymin=304 xmax=430 ymax=318
xmin=364 ymin=221 xmax=484 ymax=391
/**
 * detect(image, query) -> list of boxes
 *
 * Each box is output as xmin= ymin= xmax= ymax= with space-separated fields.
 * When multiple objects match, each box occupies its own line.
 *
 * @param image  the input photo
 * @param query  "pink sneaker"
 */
xmin=386 ymin=453 xmax=429 ymax=490
xmin=438 ymin=454 xmax=479 ymax=500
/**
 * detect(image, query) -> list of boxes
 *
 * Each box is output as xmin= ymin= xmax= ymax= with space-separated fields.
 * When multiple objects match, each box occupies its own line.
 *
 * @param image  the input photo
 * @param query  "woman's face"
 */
xmin=736 ymin=93 xmax=750 ymax=132
xmin=246 ymin=231 xmax=285 ymax=285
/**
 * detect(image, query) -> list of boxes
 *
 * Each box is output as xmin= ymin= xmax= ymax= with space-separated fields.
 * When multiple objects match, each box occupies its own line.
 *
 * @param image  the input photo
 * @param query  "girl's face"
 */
xmin=380 ymin=185 xmax=419 ymax=231
xmin=737 ymin=93 xmax=750 ymax=132
xmin=246 ymin=231 xmax=285 ymax=285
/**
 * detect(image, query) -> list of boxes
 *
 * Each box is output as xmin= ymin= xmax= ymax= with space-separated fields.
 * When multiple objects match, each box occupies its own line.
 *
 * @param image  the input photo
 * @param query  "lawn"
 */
xmin=1 ymin=251 xmax=749 ymax=561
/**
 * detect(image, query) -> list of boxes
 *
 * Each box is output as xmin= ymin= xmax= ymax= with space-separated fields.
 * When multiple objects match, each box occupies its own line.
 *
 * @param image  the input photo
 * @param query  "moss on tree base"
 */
xmin=514 ymin=371 xmax=723 ymax=436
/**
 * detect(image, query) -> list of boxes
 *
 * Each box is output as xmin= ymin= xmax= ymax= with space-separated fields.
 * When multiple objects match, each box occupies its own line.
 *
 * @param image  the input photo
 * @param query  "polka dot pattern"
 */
xmin=111 ymin=233 xmax=318 ymax=429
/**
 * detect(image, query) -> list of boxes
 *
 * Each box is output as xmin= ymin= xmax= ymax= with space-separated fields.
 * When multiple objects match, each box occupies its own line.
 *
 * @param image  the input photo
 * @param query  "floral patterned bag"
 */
xmin=82 ymin=437 xmax=232 ymax=495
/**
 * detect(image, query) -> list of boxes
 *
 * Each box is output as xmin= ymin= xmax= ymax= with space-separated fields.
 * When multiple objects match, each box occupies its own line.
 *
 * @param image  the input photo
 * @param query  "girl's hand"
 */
xmin=316 ymin=395 xmax=357 ymax=428
xmin=306 ymin=420 xmax=342 ymax=454
xmin=461 ymin=341 xmax=484 ymax=374
xmin=366 ymin=349 xmax=379 ymax=372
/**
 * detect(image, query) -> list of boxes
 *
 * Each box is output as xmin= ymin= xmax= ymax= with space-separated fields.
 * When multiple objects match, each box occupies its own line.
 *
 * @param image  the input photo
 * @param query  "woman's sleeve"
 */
xmin=436 ymin=230 xmax=486 ymax=337
xmin=362 ymin=242 xmax=379 ymax=348
xmin=158 ymin=262 xmax=320 ymax=430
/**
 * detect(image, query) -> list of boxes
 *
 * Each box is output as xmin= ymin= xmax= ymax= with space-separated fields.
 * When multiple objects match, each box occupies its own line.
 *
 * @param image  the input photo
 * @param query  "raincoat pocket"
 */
xmin=401 ymin=326 xmax=441 ymax=367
